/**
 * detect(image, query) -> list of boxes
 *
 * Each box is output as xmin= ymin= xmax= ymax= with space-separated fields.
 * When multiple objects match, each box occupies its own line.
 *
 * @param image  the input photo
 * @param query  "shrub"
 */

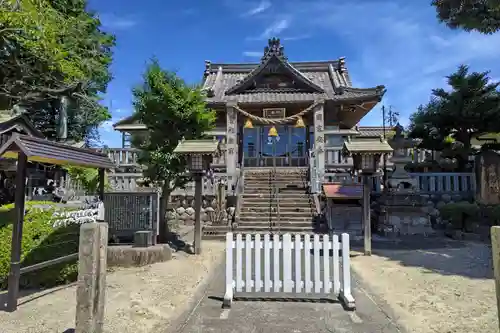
xmin=0 ymin=201 xmax=80 ymax=289
xmin=438 ymin=201 xmax=479 ymax=230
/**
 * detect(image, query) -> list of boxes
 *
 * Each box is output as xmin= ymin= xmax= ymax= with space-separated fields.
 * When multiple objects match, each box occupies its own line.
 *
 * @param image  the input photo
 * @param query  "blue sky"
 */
xmin=90 ymin=0 xmax=500 ymax=147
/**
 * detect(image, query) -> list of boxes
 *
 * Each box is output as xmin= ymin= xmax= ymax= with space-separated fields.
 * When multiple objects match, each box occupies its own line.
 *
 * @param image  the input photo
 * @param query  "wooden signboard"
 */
xmin=322 ymin=183 xmax=363 ymax=200
xmin=263 ymin=108 xmax=285 ymax=119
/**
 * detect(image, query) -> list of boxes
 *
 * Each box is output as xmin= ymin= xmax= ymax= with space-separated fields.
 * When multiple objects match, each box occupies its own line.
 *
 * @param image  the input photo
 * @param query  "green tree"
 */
xmin=432 ymin=0 xmax=500 ymax=34
xmin=408 ymin=65 xmax=500 ymax=166
xmin=0 ymin=0 xmax=114 ymax=143
xmin=132 ymin=60 xmax=216 ymax=240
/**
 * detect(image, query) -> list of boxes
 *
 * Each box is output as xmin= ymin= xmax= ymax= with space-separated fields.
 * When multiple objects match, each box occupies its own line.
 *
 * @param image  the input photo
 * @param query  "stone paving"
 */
xmin=169 ymin=260 xmax=404 ymax=333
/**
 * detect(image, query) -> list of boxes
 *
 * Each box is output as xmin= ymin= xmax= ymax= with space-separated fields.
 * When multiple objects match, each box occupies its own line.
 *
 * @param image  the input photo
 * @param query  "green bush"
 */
xmin=0 ymin=201 xmax=80 ymax=289
xmin=438 ymin=201 xmax=479 ymax=230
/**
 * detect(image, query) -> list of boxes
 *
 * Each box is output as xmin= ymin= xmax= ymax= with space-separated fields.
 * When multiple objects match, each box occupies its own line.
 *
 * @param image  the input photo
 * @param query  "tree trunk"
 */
xmin=158 ymin=185 xmax=172 ymax=244
xmin=455 ymin=131 xmax=472 ymax=171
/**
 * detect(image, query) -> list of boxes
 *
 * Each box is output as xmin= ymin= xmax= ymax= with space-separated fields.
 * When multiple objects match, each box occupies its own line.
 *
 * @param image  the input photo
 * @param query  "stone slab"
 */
xmin=107 ymin=244 xmax=172 ymax=267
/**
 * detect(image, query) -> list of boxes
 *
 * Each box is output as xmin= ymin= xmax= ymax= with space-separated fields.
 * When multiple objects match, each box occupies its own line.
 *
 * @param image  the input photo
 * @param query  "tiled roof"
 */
xmin=344 ymin=138 xmax=393 ymax=153
xmin=203 ymin=62 xmax=385 ymax=104
xmin=203 ymin=39 xmax=385 ymax=104
xmin=356 ymin=126 xmax=395 ymax=138
xmin=173 ymin=139 xmax=220 ymax=154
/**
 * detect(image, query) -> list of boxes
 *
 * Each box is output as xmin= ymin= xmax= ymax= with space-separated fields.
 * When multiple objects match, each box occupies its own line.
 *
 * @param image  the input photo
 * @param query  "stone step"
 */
xmin=237 ymin=221 xmax=314 ymax=227
xmin=233 ymin=225 xmax=316 ymax=233
xmin=241 ymin=207 xmax=313 ymax=213
xmin=243 ymin=201 xmax=312 ymax=208
xmin=243 ymin=192 xmax=308 ymax=197
xmin=239 ymin=215 xmax=314 ymax=221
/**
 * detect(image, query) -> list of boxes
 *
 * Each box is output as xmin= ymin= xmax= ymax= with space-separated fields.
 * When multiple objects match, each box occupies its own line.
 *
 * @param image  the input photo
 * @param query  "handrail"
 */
xmin=276 ymin=186 xmax=281 ymax=234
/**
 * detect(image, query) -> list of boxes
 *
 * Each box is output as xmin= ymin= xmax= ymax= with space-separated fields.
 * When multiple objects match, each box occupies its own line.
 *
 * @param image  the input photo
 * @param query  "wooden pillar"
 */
xmin=313 ymin=101 xmax=325 ymax=181
xmin=193 ymin=173 xmax=203 ymax=255
xmin=363 ymin=174 xmax=372 ymax=256
xmin=226 ymin=102 xmax=238 ymax=188
xmin=98 ymin=168 xmax=105 ymax=201
xmin=7 ymin=152 xmax=28 ymax=312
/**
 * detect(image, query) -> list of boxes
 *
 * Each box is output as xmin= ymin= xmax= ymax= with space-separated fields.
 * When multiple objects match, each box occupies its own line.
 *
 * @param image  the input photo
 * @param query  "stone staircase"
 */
xmin=237 ymin=168 xmax=320 ymax=234
xmin=202 ymin=168 xmax=324 ymax=240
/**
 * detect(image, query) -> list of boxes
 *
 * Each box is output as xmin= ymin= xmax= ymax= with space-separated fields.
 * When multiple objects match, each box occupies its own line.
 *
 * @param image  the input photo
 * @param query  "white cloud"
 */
xmin=248 ymin=18 xmax=290 ymax=40
xmin=244 ymin=0 xmax=271 ymax=16
xmin=283 ymin=34 xmax=311 ymax=41
xmin=243 ymin=51 xmax=263 ymax=57
xmin=99 ymin=14 xmax=137 ymax=30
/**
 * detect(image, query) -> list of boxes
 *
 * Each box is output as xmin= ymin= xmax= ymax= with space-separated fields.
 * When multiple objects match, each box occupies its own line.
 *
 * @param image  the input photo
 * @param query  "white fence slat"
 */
xmin=313 ymin=234 xmax=321 ymax=294
xmin=294 ymin=234 xmax=302 ymax=293
xmin=236 ymin=234 xmax=243 ymax=292
xmin=223 ymin=232 xmax=354 ymax=310
xmin=254 ymin=234 xmax=262 ymax=292
xmin=323 ymin=235 xmax=331 ymax=294
xmin=304 ymin=234 xmax=312 ymax=293
xmin=264 ymin=234 xmax=271 ymax=292
xmin=225 ymin=232 xmax=233 ymax=293
xmin=245 ymin=234 xmax=252 ymax=292
xmin=332 ymin=234 xmax=340 ymax=296
xmin=283 ymin=234 xmax=292 ymax=293
xmin=273 ymin=235 xmax=281 ymax=292
xmin=341 ymin=233 xmax=351 ymax=296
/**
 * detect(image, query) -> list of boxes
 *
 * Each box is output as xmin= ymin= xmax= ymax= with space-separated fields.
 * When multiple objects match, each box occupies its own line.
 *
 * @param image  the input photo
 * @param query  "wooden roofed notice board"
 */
xmin=323 ymin=183 xmax=363 ymax=200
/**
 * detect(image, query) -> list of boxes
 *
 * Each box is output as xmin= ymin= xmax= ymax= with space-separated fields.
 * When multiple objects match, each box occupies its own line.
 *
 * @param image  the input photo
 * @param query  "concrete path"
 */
xmin=170 ymin=263 xmax=404 ymax=333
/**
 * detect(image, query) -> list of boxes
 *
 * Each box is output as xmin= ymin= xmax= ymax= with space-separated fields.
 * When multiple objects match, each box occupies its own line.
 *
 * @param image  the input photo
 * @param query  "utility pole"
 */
xmin=382 ymin=106 xmax=387 ymax=187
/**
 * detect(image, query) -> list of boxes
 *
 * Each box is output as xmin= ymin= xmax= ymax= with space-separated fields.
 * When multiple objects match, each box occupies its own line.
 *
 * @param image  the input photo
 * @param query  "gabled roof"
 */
xmin=225 ymin=50 xmax=324 ymax=95
xmin=0 ymin=111 xmax=44 ymax=138
xmin=0 ymin=133 xmax=115 ymax=169
xmin=202 ymin=38 xmax=385 ymax=104
xmin=344 ymin=137 xmax=393 ymax=154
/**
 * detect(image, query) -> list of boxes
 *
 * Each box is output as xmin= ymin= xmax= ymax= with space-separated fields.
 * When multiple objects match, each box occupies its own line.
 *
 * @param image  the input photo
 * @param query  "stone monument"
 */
xmin=378 ymin=123 xmax=434 ymax=236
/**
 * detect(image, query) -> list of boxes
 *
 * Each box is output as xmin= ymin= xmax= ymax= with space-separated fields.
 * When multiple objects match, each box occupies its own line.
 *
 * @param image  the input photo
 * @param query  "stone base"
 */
xmin=379 ymin=207 xmax=435 ymax=236
xmin=107 ymin=244 xmax=172 ymax=268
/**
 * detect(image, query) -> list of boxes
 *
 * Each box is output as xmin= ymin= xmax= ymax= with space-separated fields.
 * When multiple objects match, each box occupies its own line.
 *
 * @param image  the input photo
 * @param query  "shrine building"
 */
xmin=113 ymin=38 xmax=388 ymax=187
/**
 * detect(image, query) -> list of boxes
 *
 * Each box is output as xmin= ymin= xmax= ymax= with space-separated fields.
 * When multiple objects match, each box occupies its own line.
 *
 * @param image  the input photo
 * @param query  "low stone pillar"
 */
xmin=491 ymin=226 xmax=500 ymax=332
xmin=133 ymin=230 xmax=153 ymax=247
xmin=75 ymin=222 xmax=108 ymax=333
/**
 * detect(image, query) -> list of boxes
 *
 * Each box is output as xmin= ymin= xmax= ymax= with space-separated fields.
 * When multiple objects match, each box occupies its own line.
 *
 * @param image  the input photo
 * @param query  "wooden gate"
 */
xmin=223 ymin=232 xmax=355 ymax=310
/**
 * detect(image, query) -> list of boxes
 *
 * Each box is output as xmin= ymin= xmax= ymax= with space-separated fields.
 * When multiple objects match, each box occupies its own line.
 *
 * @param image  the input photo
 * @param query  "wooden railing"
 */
xmin=107 ymin=172 xmax=228 ymax=195
xmin=105 ymin=147 xmax=227 ymax=168
xmin=106 ymin=148 xmax=140 ymax=166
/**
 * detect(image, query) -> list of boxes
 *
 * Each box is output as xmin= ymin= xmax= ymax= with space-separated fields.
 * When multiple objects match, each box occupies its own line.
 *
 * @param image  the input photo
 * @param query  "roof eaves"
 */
xmin=225 ymin=55 xmax=324 ymax=95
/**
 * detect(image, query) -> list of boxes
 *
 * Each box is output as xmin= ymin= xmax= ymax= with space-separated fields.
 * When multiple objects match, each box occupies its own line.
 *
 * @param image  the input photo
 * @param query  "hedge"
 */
xmin=0 ymin=201 xmax=80 ymax=289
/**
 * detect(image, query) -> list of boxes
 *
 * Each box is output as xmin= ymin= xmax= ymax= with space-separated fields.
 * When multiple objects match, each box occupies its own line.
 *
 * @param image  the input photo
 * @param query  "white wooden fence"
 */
xmin=223 ymin=232 xmax=355 ymax=310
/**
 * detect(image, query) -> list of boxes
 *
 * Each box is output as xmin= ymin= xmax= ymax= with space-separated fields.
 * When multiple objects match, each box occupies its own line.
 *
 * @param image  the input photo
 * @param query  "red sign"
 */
xmin=323 ymin=183 xmax=363 ymax=199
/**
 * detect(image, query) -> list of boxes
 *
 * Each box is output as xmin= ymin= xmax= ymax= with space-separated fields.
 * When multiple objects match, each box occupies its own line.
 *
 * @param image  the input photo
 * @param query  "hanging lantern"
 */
xmin=294 ymin=116 xmax=305 ymax=128
xmin=244 ymin=118 xmax=254 ymax=129
xmin=268 ymin=125 xmax=278 ymax=137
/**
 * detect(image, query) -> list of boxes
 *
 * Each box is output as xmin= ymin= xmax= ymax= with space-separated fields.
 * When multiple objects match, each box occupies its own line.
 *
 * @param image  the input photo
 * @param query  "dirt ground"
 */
xmin=0 ymin=240 xmax=225 ymax=333
xmin=351 ymin=239 xmax=498 ymax=333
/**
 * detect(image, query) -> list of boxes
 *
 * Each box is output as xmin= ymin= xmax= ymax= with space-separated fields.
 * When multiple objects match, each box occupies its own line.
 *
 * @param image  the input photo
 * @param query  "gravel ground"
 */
xmin=351 ymin=239 xmax=498 ymax=333
xmin=0 ymin=240 xmax=225 ymax=333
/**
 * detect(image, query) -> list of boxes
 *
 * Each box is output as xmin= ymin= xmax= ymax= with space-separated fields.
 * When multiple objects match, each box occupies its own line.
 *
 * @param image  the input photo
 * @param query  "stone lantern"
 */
xmin=387 ymin=123 xmax=420 ymax=192
xmin=343 ymin=135 xmax=393 ymax=255
xmin=174 ymin=138 xmax=221 ymax=254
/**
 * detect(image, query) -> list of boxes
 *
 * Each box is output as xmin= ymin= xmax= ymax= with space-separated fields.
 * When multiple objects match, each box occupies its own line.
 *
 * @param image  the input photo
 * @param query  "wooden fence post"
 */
xmin=491 ymin=226 xmax=500 ymax=332
xmin=75 ymin=222 xmax=108 ymax=333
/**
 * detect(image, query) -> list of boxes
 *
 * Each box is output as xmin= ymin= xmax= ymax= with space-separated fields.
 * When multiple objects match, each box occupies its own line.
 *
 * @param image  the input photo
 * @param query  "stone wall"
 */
xmin=166 ymin=194 xmax=236 ymax=227
xmin=379 ymin=208 xmax=434 ymax=236
xmin=377 ymin=192 xmax=473 ymax=236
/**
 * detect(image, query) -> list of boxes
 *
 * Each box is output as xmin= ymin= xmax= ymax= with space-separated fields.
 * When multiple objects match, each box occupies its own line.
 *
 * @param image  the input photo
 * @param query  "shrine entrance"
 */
xmin=242 ymin=125 xmax=308 ymax=167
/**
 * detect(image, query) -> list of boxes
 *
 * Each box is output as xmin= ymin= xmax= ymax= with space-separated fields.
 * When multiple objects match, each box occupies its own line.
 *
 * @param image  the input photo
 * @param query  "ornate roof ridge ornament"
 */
xmin=261 ymin=37 xmax=287 ymax=63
